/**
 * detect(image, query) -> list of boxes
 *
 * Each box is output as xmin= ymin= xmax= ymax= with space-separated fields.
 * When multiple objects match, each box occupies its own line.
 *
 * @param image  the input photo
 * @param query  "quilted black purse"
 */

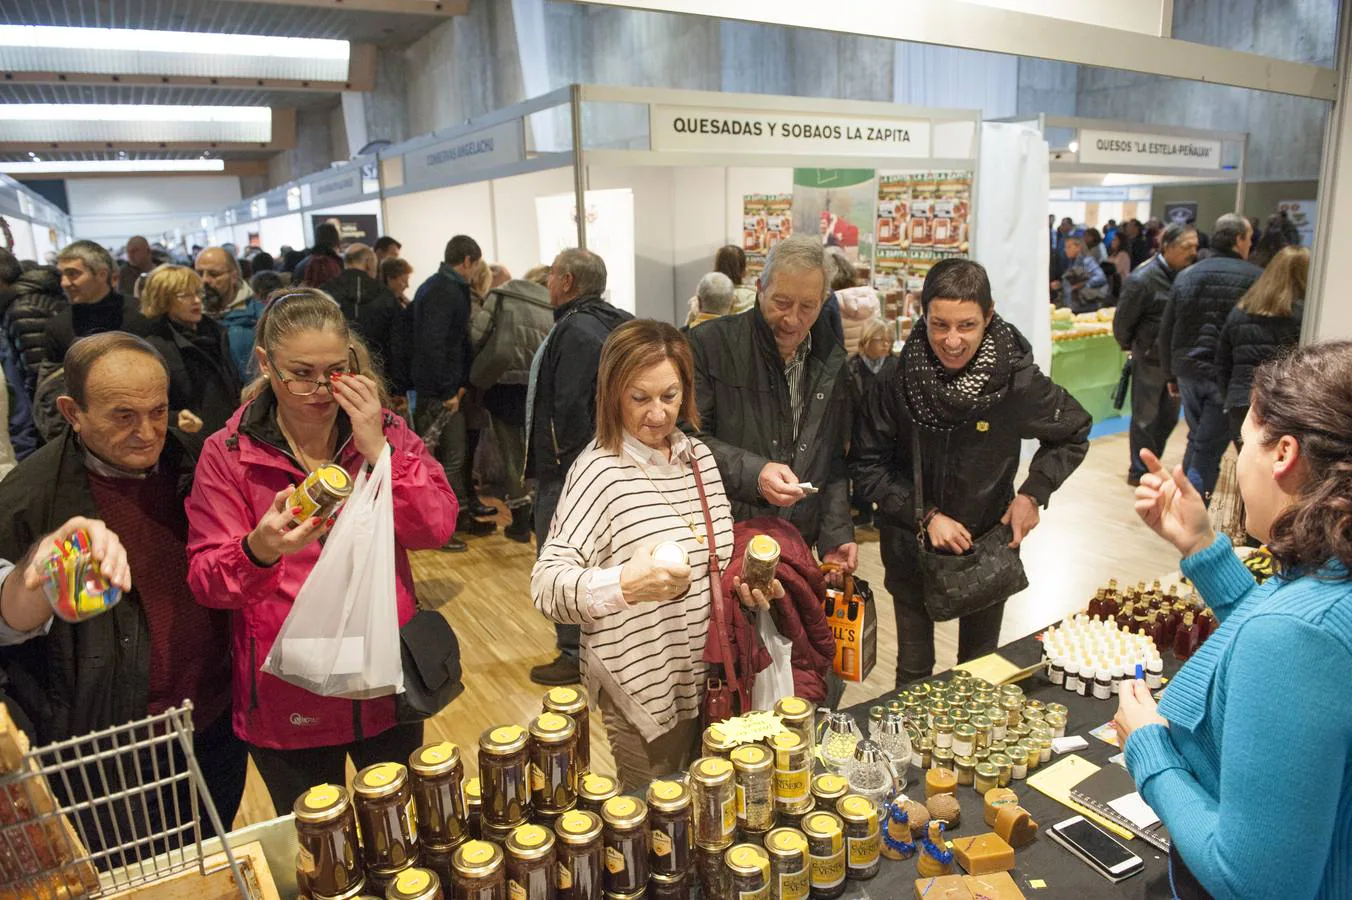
xmin=911 ymin=431 xmax=1028 ymax=622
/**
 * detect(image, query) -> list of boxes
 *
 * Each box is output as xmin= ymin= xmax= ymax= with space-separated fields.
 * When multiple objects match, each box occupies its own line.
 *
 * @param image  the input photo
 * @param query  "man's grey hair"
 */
xmin=696 ymin=272 xmax=735 ymax=316
xmin=1159 ymin=222 xmax=1197 ymax=249
xmin=554 ymin=248 xmax=607 ymax=298
xmin=1212 ymin=213 xmax=1251 ymax=255
xmin=197 ymin=246 xmax=242 ymax=277
xmin=759 ymin=235 xmax=829 ymax=299
xmin=58 ymin=240 xmax=114 ymax=278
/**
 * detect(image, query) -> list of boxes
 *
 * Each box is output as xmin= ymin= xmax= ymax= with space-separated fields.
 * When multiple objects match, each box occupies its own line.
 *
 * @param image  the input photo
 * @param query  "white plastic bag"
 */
xmin=751 ymin=612 xmax=795 ymax=711
xmin=261 ymin=446 xmax=403 ymax=699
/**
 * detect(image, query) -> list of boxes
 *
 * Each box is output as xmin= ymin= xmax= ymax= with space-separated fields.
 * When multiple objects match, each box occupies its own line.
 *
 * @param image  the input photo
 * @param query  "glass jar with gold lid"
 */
xmin=352 ymin=762 xmax=418 ymax=876
xmin=293 ymin=783 xmax=363 ymax=899
xmin=601 ymin=795 xmax=649 ymax=895
xmin=452 ymin=840 xmax=506 ymax=900
xmin=410 ymin=742 xmax=467 ymax=852
xmin=577 ymin=773 xmax=619 ymax=815
xmin=730 ymin=744 xmax=775 ymax=835
xmin=689 ymin=757 xmax=737 ymax=850
xmin=386 ymin=867 xmax=445 ymax=900
xmin=724 ymin=843 xmax=770 ymax=900
xmin=554 ymin=809 xmax=603 ymax=900
xmin=479 ymin=725 xmax=531 ymax=830
xmin=529 ymin=713 xmax=579 ymax=816
xmin=543 ymin=686 xmax=591 ymax=774
xmin=506 ymin=824 xmax=556 ymax=900
xmin=647 ymin=780 xmax=693 ymax=877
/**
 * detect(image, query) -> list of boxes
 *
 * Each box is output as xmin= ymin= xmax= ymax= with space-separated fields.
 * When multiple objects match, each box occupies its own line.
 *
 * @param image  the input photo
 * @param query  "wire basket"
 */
xmin=0 ymin=703 xmax=249 ymax=898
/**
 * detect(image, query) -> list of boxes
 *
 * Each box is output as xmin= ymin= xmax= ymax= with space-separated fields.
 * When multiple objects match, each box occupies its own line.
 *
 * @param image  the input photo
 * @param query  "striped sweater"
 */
xmin=531 ymin=432 xmax=734 ymax=742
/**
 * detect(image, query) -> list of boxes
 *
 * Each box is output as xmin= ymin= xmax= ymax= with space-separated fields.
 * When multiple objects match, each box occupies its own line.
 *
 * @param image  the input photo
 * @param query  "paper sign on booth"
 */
xmin=651 ymin=105 xmax=931 ymax=158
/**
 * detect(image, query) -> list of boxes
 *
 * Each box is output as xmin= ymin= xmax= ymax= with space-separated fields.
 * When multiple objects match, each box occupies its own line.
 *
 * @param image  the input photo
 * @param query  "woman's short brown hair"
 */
xmin=139 ymin=265 xmax=201 ymax=318
xmin=595 ymin=320 xmax=700 ymax=454
xmin=1250 ymin=340 xmax=1352 ymax=575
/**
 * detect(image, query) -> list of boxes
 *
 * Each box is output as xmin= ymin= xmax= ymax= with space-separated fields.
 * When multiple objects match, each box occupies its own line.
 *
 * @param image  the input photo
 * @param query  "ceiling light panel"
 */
xmin=0 ymin=26 xmax=350 ymax=82
xmin=0 ymin=158 xmax=227 ymax=174
xmin=0 ymin=104 xmax=272 ymax=143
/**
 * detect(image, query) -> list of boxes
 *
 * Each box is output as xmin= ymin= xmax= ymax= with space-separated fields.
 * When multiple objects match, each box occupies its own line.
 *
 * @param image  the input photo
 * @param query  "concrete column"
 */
xmin=1306 ymin=2 xmax=1352 ymax=341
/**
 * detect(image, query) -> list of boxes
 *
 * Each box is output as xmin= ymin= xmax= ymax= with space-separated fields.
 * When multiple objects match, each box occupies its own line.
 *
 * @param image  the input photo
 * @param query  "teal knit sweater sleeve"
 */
xmin=1126 ymin=615 xmax=1352 ymax=899
xmin=1180 ymin=534 xmax=1257 ymax=622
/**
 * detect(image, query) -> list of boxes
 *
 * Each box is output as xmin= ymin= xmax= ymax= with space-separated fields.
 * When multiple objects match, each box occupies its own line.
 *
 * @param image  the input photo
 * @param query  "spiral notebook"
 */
xmin=1069 ymin=764 xmax=1172 ymax=852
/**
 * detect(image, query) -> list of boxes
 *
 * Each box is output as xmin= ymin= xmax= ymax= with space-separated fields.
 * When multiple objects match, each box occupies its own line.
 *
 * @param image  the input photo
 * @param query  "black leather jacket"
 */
xmin=1158 ymin=253 xmax=1262 ymax=383
xmin=1113 ymin=255 xmax=1177 ymax=365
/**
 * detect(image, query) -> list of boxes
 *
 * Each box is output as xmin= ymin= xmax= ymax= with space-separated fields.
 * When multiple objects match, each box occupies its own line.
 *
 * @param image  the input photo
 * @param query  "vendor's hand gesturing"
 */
xmin=176 ymin=409 xmax=203 ymax=433
xmin=927 ymin=512 xmax=972 ymax=554
xmin=1134 ymin=449 xmax=1215 ymax=559
xmin=1002 ymin=494 xmax=1040 ymax=548
xmin=733 ymin=576 xmax=784 ymax=611
xmin=247 ymin=486 xmax=330 ymax=566
xmin=331 ymin=373 xmax=387 ymax=466
xmin=1114 ymin=678 xmax=1169 ymax=744
xmin=620 ymin=542 xmax=692 ymax=604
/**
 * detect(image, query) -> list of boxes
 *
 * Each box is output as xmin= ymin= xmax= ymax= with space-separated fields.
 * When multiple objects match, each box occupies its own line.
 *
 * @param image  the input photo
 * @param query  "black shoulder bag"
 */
xmin=395 ymin=607 xmax=465 ymax=723
xmin=911 ymin=430 xmax=1028 ymax=622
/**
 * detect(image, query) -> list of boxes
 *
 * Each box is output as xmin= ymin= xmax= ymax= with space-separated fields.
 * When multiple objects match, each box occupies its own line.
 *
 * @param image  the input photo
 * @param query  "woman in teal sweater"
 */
xmin=1117 ymin=341 xmax=1352 ymax=900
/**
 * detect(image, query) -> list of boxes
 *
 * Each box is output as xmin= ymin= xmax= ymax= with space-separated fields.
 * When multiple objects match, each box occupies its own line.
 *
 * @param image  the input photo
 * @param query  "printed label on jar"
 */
xmin=739 ymin=886 xmax=770 ymax=900
xmin=779 ymin=868 xmax=810 ymax=900
xmin=722 ymin=796 xmax=737 ymax=837
xmin=652 ymin=830 xmax=673 ymax=857
xmin=774 ymin=768 xmax=810 ymax=803
xmin=847 ymin=832 xmax=881 ymax=868
xmin=557 ymin=861 xmax=573 ymax=890
xmin=530 ymin=763 xmax=545 ymax=792
xmin=810 ymin=851 xmax=846 ymax=889
xmin=404 ymin=798 xmax=418 ymax=845
xmin=605 ymin=845 xmax=627 ymax=874
xmin=510 ymin=880 xmax=527 ymax=900
xmin=736 ymin=784 xmax=746 ymax=818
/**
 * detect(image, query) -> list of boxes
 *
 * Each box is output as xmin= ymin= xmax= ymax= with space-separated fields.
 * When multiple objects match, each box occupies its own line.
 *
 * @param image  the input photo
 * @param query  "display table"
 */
xmin=839 ymin=631 xmax=1178 ymax=899
xmin=1051 ymin=332 xmax=1127 ymax=424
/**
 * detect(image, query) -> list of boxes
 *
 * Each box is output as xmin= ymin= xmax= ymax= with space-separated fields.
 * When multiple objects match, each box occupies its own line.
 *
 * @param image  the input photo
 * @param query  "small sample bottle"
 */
xmin=1047 ymin=657 xmax=1065 ymax=687
xmin=1062 ymin=661 xmax=1080 ymax=694
xmin=1173 ymin=611 xmax=1201 ymax=661
xmin=1092 ymin=668 xmax=1112 ymax=701
xmin=1146 ymin=656 xmax=1164 ymax=690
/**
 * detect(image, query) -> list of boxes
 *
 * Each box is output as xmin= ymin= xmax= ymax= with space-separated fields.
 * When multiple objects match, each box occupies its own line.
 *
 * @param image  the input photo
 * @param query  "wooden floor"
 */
xmin=233 ymin=424 xmax=1188 ymax=826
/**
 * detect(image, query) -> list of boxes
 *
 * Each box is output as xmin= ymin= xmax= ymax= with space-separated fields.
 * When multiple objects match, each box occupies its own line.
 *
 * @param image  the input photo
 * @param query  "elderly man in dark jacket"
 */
xmin=1158 ymin=213 xmax=1261 ymax=498
xmin=1113 ymin=222 xmax=1198 ymax=485
xmin=851 ymin=259 xmax=1090 ymax=687
xmin=686 ymin=234 xmax=858 ymax=579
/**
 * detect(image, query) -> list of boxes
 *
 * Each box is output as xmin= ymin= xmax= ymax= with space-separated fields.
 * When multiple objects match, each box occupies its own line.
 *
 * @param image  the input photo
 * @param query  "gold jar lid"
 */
xmin=765 ymin=828 xmax=808 ymax=860
xmin=647 ymin=780 xmax=691 ymax=813
xmin=999 ymin=683 xmax=1024 ymax=698
xmin=480 ymin=724 xmax=529 ymax=756
xmin=932 ymin=746 xmax=955 ymax=764
xmin=724 ymin=843 xmax=770 ymax=878
xmin=507 ymin=824 xmax=555 ymax=861
xmin=953 ymin=723 xmax=976 ymax=739
xmin=1000 ymin=695 xmax=1023 ymax=711
xmin=774 ymin=697 xmax=812 ymax=720
xmin=353 ymin=762 xmax=408 ymax=799
xmin=801 ymin=811 xmax=843 ymax=840
xmin=1046 ymin=702 xmax=1068 ymax=718
xmin=543 ymin=686 xmax=587 ymax=716
xmin=975 ymin=762 xmax=999 ymax=780
xmin=530 ymin=712 xmax=577 ymax=745
xmin=388 ymin=868 xmax=440 ymax=900
xmin=730 ymin=744 xmax=772 ymax=773
xmin=971 ymin=714 xmax=992 ymax=732
xmin=601 ymin=796 xmax=647 ymax=830
xmin=293 ymin=783 xmax=351 ymax=824
xmin=1023 ymin=699 xmax=1046 ymax=713
xmin=691 ymin=757 xmax=734 ymax=787
xmin=453 ymin=841 xmax=504 ymax=879
xmin=932 ymin=715 xmax=954 ymax=734
xmin=579 ymin=773 xmax=619 ymax=802
xmin=555 ymin=810 xmax=603 ymax=845
xmin=313 ymin=464 xmax=354 ymax=494
xmin=464 ymin=777 xmax=482 ymax=804
xmin=1045 ymin=712 xmax=1067 ymax=729
xmin=955 ymin=755 xmax=977 ymax=770
xmin=949 ymin=708 xmax=970 ymax=724
xmin=650 ymin=871 xmax=687 ymax=887
xmin=410 ymin=742 xmax=461 ymax=778
xmin=928 ymin=698 xmax=950 ymax=714
xmin=835 ymin=795 xmax=877 ymax=825
xmin=770 ymin=731 xmax=805 ymax=754
xmin=747 ymin=534 xmax=780 ymax=561
xmin=704 ymin=724 xmax=738 ymax=752
xmin=811 ymin=774 xmax=848 ymax=802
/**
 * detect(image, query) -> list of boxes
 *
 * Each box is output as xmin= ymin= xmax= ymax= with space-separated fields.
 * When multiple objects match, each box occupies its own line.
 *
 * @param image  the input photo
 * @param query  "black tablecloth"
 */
xmin=836 ymin=632 xmax=1181 ymax=899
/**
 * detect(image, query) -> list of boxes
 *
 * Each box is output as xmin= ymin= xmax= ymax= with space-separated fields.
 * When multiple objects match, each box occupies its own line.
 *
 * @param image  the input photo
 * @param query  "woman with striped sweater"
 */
xmin=531 ymin=319 xmax=779 ymax=789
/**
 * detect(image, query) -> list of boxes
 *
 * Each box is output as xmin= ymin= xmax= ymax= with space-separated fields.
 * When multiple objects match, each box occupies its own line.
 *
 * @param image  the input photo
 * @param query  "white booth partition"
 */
xmin=0 ymin=174 xmax=73 ymax=265
xmin=298 ymin=161 xmax=383 ymax=250
xmin=258 ymin=212 xmax=306 ymax=258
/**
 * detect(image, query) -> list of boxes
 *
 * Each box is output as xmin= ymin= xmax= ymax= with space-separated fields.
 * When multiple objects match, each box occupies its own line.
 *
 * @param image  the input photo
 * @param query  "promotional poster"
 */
xmin=742 ymin=193 xmax=793 ymax=285
xmin=874 ymin=170 xmax=972 ymax=319
xmin=791 ymin=168 xmax=877 ymax=268
xmin=311 ymin=213 xmax=379 ymax=250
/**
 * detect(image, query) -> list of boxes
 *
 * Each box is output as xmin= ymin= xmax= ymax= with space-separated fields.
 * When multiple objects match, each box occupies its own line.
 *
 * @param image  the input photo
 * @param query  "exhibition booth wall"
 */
xmin=0 ymin=174 xmax=74 ymax=266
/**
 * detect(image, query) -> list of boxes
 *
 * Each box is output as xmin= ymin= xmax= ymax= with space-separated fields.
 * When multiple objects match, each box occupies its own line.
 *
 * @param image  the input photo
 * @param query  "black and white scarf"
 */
xmin=903 ymin=313 xmax=1018 ymax=431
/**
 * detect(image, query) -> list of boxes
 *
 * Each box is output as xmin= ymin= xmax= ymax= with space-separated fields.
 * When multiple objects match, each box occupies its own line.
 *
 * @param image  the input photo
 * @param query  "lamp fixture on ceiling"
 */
xmin=0 ymin=158 xmax=227 ymax=174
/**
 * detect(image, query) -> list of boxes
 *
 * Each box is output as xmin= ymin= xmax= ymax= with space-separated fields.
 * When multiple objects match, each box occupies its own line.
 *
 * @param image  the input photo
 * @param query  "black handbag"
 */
xmin=394 ymin=608 xmax=465 ymax=723
xmin=911 ymin=431 xmax=1028 ymax=622
xmin=1113 ymin=356 xmax=1133 ymax=410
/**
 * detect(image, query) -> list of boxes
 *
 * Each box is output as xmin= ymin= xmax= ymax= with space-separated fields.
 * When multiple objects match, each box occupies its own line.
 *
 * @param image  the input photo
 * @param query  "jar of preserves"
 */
xmin=973 ymin=763 xmax=1000 ymax=795
xmin=834 ymin=796 xmax=879 ymax=881
xmin=690 ymin=757 xmax=737 ymax=850
xmin=411 ymin=742 xmax=468 ymax=852
xmin=951 ymin=724 xmax=976 ymax=758
xmin=703 ymin=724 xmax=740 ymax=759
xmin=452 ymin=841 xmax=507 ymax=900
xmin=543 ymin=687 xmax=591 ymax=774
xmin=423 ymin=844 xmax=457 ymax=894
xmin=800 ymin=812 xmax=845 ymax=900
xmin=294 ymin=784 xmax=363 ymax=898
xmin=529 ymin=714 xmax=579 ymax=816
xmin=770 ymin=731 xmax=811 ymax=815
xmin=480 ymin=726 xmax=532 ymax=831
xmin=931 ymin=747 xmax=955 ymax=771
xmin=648 ymin=870 xmax=690 ymax=900
xmin=773 ymin=698 xmax=816 ymax=751
xmin=954 ymin=755 xmax=977 ymax=787
xmin=505 ymin=824 xmax=556 ymax=900
xmin=987 ymin=753 xmax=1013 ymax=788
xmin=464 ymin=778 xmax=483 ymax=841
xmin=724 ymin=844 xmax=770 ymax=900
xmin=371 ymin=866 xmax=415 ymax=897
xmin=554 ymin=810 xmax=603 ymax=900
xmin=931 ymin=716 xmax=954 ymax=750
xmin=577 ymin=774 xmax=619 ymax=815
xmin=695 ymin=845 xmax=730 ymax=900
xmin=387 ymin=868 xmax=445 ymax=900
xmin=809 ymin=774 xmax=846 ymax=812
xmin=970 ymin=715 xmax=993 ymax=750
xmin=601 ymin=796 xmax=649 ymax=895
xmin=646 ymin=781 xmax=692 ymax=877
xmin=764 ymin=828 xmax=809 ymax=900
xmin=1000 ymin=697 xmax=1022 ymax=729
xmin=730 ymin=745 xmax=774 ymax=836
xmin=353 ymin=763 xmax=419 ymax=876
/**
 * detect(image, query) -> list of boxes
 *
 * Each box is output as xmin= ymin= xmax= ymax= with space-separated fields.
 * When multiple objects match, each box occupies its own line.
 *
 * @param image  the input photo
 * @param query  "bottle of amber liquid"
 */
xmin=542 ymin=687 xmax=591 ymax=775
xmin=292 ymin=784 xmax=363 ymax=899
xmin=554 ymin=810 xmax=603 ymax=900
xmin=506 ymin=824 xmax=557 ymax=900
xmin=601 ymin=796 xmax=649 ymax=896
xmin=1197 ymin=609 xmax=1216 ymax=645
xmin=1173 ymin=611 xmax=1201 ymax=660
xmin=352 ymin=762 xmax=419 ymax=880
xmin=479 ymin=725 xmax=532 ymax=834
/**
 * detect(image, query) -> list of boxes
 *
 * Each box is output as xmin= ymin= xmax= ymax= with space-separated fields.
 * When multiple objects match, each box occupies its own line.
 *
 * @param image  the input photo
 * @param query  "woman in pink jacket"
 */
xmin=185 ymin=289 xmax=457 ymax=814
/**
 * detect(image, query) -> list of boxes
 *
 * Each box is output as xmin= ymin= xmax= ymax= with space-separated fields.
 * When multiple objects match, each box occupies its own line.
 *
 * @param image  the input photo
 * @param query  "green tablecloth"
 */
xmin=1051 ymin=332 xmax=1127 ymax=424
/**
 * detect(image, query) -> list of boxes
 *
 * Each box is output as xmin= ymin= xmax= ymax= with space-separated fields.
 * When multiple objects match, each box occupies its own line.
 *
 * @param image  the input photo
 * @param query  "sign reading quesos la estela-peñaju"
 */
xmin=1077 ymin=129 xmax=1223 ymax=171
xmin=650 ymin=106 xmax=932 ymax=158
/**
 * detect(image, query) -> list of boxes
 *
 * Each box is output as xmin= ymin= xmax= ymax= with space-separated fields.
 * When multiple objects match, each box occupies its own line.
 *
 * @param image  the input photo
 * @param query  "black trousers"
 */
xmin=249 ymin=722 xmax=424 ymax=817
xmin=1128 ymin=358 xmax=1179 ymax=478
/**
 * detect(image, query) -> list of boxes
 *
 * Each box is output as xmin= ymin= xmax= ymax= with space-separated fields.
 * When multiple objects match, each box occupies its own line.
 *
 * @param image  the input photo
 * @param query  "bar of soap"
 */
xmin=914 ymin=875 xmax=973 ymax=899
xmin=926 ymin=767 xmax=958 ymax=798
xmin=962 ymin=871 xmax=1027 ymax=899
xmin=952 ymin=833 xmax=1016 ymax=876
xmin=982 ymin=788 xmax=1019 ymax=827
xmin=926 ymin=793 xmax=961 ymax=829
xmin=993 ymin=805 xmax=1039 ymax=849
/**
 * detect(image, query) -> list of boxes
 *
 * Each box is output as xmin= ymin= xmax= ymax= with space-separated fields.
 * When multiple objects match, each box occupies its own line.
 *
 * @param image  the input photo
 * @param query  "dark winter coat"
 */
xmin=1158 ymin=252 xmax=1262 ymax=384
xmin=1113 ymin=254 xmax=1178 ymax=365
xmin=686 ymin=305 xmax=854 ymax=557
xmin=410 ymin=265 xmax=474 ymax=404
xmin=321 ymin=268 xmax=400 ymax=378
xmin=1215 ymin=301 xmax=1304 ymax=411
xmin=0 ymin=266 xmax=66 ymax=395
xmin=139 ymin=314 xmax=243 ymax=437
xmin=528 ymin=295 xmax=632 ymax=486
xmin=42 ymin=291 xmax=146 ymax=368
xmin=848 ymin=354 xmax=899 ymax=406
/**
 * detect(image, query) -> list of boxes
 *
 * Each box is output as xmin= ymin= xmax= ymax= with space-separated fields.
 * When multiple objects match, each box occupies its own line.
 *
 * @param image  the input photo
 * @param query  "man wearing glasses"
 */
xmin=195 ymin=246 xmax=264 ymax=381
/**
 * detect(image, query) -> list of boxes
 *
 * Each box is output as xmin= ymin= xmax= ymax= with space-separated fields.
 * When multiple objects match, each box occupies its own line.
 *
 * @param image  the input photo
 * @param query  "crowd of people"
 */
xmin=0 ymin=213 xmax=1348 ymax=898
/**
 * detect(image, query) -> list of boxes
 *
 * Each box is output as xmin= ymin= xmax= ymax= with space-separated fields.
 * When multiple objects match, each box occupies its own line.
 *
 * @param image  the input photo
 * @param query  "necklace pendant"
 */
xmin=694 ymin=534 xmax=706 ymax=544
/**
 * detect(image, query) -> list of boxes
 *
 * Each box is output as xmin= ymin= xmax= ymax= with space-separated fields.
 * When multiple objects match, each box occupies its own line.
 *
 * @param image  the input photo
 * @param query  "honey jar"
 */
xmin=695 ymin=845 xmax=729 ymax=900
xmin=835 ymin=796 xmax=880 ymax=881
xmin=764 ymin=828 xmax=810 ymax=900
xmin=410 ymin=742 xmax=468 ymax=852
xmin=554 ymin=810 xmax=603 ymax=900
xmin=529 ymin=713 xmax=579 ymax=816
xmin=973 ymin=762 xmax=1000 ymax=795
xmin=452 ymin=840 xmax=507 ymax=900
xmin=293 ymin=783 xmax=363 ymax=898
xmin=770 ymin=731 xmax=811 ymax=815
xmin=464 ymin=778 xmax=483 ymax=841
xmin=648 ymin=870 xmax=690 ymax=900
xmin=543 ymin=687 xmax=591 ymax=775
xmin=601 ymin=796 xmax=649 ymax=895
xmin=647 ymin=780 xmax=693 ymax=877
xmin=773 ymin=698 xmax=816 ymax=751
xmin=702 ymin=724 xmax=740 ymax=760
xmin=480 ymin=725 xmax=532 ymax=831
xmin=577 ymin=774 xmax=619 ymax=816
xmin=954 ymin=755 xmax=977 ymax=787
xmin=725 ymin=844 xmax=770 ymax=900
xmin=810 ymin=774 xmax=847 ymax=811
xmin=800 ymin=812 xmax=845 ymax=900
xmin=387 ymin=867 xmax=445 ymax=900
xmin=730 ymin=744 xmax=775 ymax=835
xmin=506 ymin=824 xmax=556 ymax=900
xmin=353 ymin=763 xmax=419 ymax=877
xmin=690 ymin=757 xmax=737 ymax=850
